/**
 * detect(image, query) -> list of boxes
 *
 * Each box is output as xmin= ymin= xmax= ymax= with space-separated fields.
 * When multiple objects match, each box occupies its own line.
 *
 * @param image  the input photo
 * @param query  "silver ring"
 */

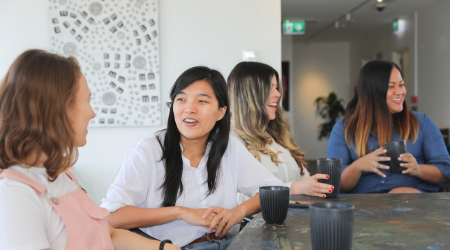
xmin=220 ymin=218 xmax=228 ymax=225
xmin=375 ymin=163 xmax=378 ymax=168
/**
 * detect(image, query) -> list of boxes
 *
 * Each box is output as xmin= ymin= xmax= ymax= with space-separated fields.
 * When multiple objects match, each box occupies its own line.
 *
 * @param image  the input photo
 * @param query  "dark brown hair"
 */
xmin=0 ymin=49 xmax=81 ymax=181
xmin=345 ymin=60 xmax=418 ymax=157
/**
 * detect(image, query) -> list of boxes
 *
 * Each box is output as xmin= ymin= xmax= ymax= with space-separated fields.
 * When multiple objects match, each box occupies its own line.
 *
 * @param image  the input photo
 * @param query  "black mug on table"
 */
xmin=317 ymin=158 xmax=342 ymax=198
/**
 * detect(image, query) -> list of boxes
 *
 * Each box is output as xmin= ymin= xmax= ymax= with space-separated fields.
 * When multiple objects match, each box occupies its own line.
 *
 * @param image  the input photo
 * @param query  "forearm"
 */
xmin=235 ymin=193 xmax=261 ymax=216
xmin=109 ymin=225 xmax=180 ymax=250
xmin=107 ymin=205 xmax=183 ymax=229
xmin=340 ymin=164 xmax=362 ymax=192
xmin=289 ymin=181 xmax=301 ymax=195
xmin=417 ymin=164 xmax=449 ymax=184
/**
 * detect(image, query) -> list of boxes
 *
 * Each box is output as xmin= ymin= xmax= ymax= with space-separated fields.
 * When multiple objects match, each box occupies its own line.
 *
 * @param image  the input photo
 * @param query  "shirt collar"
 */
xmin=180 ymin=141 xmax=212 ymax=169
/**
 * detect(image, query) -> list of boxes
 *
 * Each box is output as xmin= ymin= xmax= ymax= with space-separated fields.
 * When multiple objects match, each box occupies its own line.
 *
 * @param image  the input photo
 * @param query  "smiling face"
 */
xmin=386 ymin=67 xmax=406 ymax=114
xmin=265 ymin=75 xmax=281 ymax=120
xmin=67 ymin=74 xmax=96 ymax=147
xmin=173 ymin=80 xmax=227 ymax=144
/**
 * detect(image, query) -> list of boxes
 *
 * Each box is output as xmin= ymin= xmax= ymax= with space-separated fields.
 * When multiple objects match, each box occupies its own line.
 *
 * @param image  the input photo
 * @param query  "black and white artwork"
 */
xmin=49 ymin=0 xmax=161 ymax=127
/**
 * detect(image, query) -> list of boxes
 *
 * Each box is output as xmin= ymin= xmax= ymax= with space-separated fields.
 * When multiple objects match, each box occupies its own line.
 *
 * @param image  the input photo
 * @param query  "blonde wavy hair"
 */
xmin=228 ymin=62 xmax=307 ymax=175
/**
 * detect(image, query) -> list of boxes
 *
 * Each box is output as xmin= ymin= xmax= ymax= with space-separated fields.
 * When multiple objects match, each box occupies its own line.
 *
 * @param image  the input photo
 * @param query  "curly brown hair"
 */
xmin=0 ymin=49 xmax=80 ymax=181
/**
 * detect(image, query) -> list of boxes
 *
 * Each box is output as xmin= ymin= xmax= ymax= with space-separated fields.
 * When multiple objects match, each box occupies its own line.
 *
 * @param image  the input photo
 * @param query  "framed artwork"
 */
xmin=49 ymin=0 xmax=161 ymax=127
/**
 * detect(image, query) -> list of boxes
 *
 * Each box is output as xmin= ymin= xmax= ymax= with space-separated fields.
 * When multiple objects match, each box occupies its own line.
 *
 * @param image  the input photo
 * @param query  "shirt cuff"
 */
xmin=100 ymin=201 xmax=128 ymax=212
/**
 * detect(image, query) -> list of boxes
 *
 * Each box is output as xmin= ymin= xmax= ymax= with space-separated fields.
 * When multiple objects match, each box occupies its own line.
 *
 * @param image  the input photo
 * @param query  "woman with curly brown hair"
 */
xmin=228 ymin=61 xmax=333 ymax=199
xmin=0 ymin=49 xmax=179 ymax=250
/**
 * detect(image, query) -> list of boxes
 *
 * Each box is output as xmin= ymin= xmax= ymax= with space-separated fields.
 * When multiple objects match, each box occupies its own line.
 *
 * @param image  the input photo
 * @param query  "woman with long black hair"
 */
xmin=328 ymin=60 xmax=450 ymax=193
xmin=101 ymin=66 xmax=282 ymax=249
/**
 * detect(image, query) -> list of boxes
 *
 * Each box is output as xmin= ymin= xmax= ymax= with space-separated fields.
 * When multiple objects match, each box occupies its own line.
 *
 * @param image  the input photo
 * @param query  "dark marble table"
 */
xmin=228 ymin=193 xmax=450 ymax=249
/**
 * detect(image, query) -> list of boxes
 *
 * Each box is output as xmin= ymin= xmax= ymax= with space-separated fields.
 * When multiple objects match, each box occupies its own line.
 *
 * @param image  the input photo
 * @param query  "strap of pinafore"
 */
xmin=0 ymin=169 xmax=47 ymax=194
xmin=64 ymin=169 xmax=77 ymax=181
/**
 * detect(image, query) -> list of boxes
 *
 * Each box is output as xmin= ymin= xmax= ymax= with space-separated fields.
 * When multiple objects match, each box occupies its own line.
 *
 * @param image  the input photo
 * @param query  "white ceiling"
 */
xmin=281 ymin=0 xmax=444 ymax=42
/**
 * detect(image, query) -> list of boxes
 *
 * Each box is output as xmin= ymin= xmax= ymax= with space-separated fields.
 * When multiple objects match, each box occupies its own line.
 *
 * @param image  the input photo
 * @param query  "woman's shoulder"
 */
xmin=0 ymin=167 xmax=52 ymax=211
xmin=225 ymin=135 xmax=255 ymax=159
xmin=409 ymin=111 xmax=434 ymax=129
xmin=337 ymin=117 xmax=348 ymax=126
xmin=410 ymin=111 xmax=428 ymax=123
xmin=1 ymin=166 xmax=78 ymax=197
xmin=0 ymin=167 xmax=41 ymax=195
xmin=229 ymin=128 xmax=246 ymax=146
xmin=330 ymin=117 xmax=347 ymax=133
xmin=130 ymin=132 xmax=165 ymax=155
xmin=227 ymin=135 xmax=243 ymax=152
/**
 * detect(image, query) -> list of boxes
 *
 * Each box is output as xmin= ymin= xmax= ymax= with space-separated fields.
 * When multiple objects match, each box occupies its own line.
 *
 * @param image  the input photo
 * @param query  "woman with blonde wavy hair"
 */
xmin=0 ymin=49 xmax=179 ymax=250
xmin=228 ymin=61 xmax=333 ymax=198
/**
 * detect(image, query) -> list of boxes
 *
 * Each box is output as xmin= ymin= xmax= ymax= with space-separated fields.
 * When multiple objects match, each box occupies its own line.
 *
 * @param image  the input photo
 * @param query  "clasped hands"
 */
xmin=182 ymin=206 xmax=245 ymax=238
xmin=354 ymin=147 xmax=421 ymax=177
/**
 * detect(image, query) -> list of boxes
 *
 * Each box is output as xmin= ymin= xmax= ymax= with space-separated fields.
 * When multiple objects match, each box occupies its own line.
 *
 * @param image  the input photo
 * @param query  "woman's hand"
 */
xmin=290 ymin=174 xmax=334 ymax=198
xmin=202 ymin=206 xmax=246 ymax=237
xmin=180 ymin=208 xmax=217 ymax=228
xmin=399 ymin=153 xmax=421 ymax=177
xmin=352 ymin=147 xmax=390 ymax=177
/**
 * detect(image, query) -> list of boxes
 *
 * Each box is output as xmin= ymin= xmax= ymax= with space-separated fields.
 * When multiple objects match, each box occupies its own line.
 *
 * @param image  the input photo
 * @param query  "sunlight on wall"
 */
xmin=291 ymin=42 xmax=350 ymax=160
xmin=298 ymin=70 xmax=333 ymax=118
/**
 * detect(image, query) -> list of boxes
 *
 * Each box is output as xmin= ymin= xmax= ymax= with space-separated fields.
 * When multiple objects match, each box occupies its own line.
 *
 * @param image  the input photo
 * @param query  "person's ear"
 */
xmin=217 ymin=106 xmax=227 ymax=121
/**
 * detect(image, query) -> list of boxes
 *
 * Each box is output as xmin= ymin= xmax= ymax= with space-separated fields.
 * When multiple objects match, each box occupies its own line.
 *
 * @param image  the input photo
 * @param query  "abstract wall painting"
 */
xmin=49 ymin=0 xmax=161 ymax=127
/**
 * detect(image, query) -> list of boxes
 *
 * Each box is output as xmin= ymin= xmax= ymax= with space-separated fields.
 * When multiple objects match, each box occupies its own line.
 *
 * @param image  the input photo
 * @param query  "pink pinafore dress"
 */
xmin=0 ymin=169 xmax=114 ymax=250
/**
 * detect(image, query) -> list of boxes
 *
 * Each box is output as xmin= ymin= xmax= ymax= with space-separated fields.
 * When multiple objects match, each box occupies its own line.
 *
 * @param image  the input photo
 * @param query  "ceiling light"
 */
xmin=345 ymin=13 xmax=356 ymax=23
xmin=377 ymin=0 xmax=383 ymax=2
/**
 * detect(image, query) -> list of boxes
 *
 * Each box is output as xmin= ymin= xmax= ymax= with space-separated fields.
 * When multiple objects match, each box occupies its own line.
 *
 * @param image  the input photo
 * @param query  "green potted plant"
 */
xmin=314 ymin=92 xmax=346 ymax=140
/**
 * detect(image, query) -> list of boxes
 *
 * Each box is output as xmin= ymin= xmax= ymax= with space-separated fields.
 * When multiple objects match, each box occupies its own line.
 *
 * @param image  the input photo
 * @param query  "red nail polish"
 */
xmin=329 ymin=190 xmax=332 ymax=193
xmin=323 ymin=194 xmax=326 ymax=197
xmin=331 ymin=186 xmax=335 ymax=189
xmin=326 ymin=175 xmax=329 ymax=178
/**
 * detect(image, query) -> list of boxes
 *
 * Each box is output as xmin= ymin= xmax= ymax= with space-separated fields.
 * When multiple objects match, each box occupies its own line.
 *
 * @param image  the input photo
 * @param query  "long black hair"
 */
xmin=156 ymin=66 xmax=230 ymax=207
xmin=345 ymin=60 xmax=418 ymax=157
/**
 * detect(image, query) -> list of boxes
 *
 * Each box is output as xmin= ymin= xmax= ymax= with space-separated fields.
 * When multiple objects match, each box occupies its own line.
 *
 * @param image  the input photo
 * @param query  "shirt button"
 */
xmin=381 ymin=181 xmax=385 ymax=183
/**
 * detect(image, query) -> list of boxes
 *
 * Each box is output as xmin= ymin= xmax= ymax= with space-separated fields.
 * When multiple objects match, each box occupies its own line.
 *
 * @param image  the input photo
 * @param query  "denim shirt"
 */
xmin=327 ymin=111 xmax=450 ymax=193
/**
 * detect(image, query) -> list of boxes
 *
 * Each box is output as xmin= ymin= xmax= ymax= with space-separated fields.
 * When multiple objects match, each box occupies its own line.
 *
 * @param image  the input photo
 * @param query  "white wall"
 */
xmin=291 ymin=42 xmax=350 ymax=160
xmin=349 ymin=14 xmax=415 ymax=107
xmin=0 ymin=0 xmax=51 ymax=77
xmin=0 ymin=0 xmax=281 ymax=204
xmin=417 ymin=0 xmax=450 ymax=128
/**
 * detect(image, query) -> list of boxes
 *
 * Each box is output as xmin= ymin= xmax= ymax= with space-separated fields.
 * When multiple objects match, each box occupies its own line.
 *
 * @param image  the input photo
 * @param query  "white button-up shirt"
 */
xmin=101 ymin=134 xmax=282 ymax=247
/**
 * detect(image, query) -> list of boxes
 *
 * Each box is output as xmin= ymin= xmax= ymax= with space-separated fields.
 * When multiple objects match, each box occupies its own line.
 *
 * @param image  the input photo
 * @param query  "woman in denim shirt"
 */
xmin=328 ymin=60 xmax=450 ymax=193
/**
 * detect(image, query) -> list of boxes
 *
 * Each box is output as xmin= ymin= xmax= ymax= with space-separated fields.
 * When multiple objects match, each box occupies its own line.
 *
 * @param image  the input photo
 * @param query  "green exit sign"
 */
xmin=392 ymin=20 xmax=399 ymax=33
xmin=283 ymin=21 xmax=305 ymax=35
xmin=392 ymin=19 xmax=405 ymax=34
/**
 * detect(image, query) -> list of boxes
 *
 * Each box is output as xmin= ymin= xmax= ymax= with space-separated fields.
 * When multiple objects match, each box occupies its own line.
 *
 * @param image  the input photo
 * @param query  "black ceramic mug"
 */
xmin=309 ymin=202 xmax=354 ymax=250
xmin=259 ymin=186 xmax=290 ymax=224
xmin=317 ymin=158 xmax=342 ymax=198
xmin=384 ymin=140 xmax=407 ymax=173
